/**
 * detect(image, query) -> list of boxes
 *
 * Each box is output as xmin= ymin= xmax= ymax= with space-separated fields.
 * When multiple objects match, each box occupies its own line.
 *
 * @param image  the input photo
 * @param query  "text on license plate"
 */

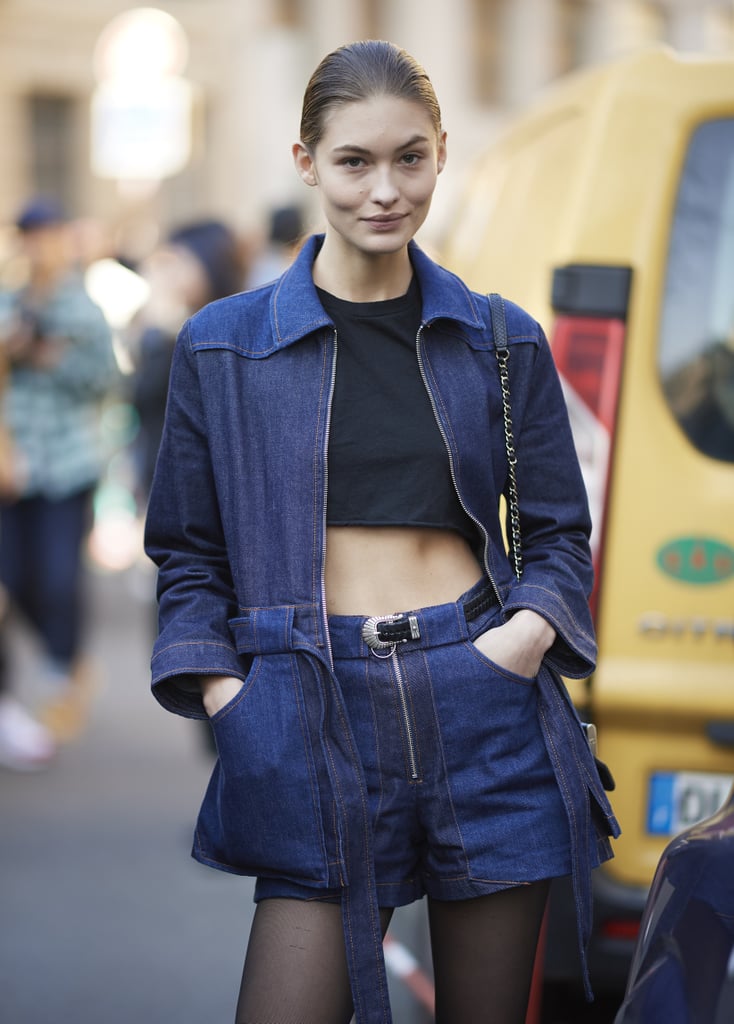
xmin=647 ymin=771 xmax=734 ymax=836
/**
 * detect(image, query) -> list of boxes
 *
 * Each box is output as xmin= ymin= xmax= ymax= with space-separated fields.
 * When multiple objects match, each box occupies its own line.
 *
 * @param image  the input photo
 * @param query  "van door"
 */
xmin=590 ymin=115 xmax=734 ymax=891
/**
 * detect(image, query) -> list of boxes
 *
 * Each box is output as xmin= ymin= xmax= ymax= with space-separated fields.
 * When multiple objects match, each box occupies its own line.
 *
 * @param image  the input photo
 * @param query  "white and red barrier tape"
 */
xmin=383 ymin=935 xmax=436 ymax=1015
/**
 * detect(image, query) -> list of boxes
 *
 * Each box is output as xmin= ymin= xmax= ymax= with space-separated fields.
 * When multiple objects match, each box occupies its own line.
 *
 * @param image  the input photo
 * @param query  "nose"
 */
xmin=369 ymin=165 xmax=400 ymax=206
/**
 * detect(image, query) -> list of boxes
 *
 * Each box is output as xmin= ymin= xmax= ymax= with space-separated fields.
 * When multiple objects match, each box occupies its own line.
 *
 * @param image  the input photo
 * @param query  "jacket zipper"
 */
xmin=415 ymin=323 xmax=504 ymax=608
xmin=320 ymin=328 xmax=338 ymax=670
xmin=391 ymin=649 xmax=419 ymax=781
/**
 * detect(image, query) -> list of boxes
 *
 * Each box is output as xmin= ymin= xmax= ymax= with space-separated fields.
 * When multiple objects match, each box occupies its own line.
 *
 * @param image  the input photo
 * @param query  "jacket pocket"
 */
xmin=537 ymin=666 xmax=621 ymax=844
xmin=193 ymin=653 xmax=333 ymax=885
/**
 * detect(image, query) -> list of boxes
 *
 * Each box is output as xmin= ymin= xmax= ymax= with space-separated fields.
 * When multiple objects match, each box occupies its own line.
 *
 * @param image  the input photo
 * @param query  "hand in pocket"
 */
xmin=473 ymin=609 xmax=556 ymax=679
xmin=201 ymin=675 xmax=243 ymax=717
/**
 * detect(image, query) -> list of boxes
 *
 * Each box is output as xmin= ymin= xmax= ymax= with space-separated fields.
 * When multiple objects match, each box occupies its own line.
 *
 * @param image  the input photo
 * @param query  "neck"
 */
xmin=312 ymin=239 xmax=413 ymax=302
xmin=27 ymin=266 xmax=59 ymax=297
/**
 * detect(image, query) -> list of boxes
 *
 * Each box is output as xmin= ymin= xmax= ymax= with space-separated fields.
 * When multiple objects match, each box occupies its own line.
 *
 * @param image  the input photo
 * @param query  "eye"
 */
xmin=340 ymin=156 xmax=365 ymax=169
xmin=400 ymin=152 xmax=422 ymax=166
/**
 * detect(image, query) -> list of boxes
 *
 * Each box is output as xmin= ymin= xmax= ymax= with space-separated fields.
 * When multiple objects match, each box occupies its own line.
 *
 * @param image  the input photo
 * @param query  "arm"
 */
xmin=144 ymin=322 xmax=245 ymax=717
xmin=38 ymin=282 xmax=119 ymax=398
xmin=494 ymin=330 xmax=597 ymax=677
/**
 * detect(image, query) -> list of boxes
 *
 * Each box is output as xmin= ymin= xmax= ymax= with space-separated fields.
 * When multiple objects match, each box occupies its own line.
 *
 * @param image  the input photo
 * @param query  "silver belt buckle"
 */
xmin=362 ymin=613 xmax=400 ymax=653
xmin=361 ymin=613 xmax=420 ymax=658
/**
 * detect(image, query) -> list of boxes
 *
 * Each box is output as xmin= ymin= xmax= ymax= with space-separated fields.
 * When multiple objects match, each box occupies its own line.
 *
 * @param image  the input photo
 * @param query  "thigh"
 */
xmin=35 ymin=490 xmax=92 ymax=591
xmin=0 ymin=499 xmax=33 ymax=594
xmin=428 ymin=882 xmax=549 ymax=1024
xmin=236 ymin=898 xmax=393 ymax=1024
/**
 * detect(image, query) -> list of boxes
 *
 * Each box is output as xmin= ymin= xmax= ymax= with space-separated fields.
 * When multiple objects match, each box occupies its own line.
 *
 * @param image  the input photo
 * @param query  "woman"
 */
xmin=145 ymin=41 xmax=619 ymax=1024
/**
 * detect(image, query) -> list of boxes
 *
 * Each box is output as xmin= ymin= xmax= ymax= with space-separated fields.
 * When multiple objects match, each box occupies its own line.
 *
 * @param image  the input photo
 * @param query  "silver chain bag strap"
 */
xmin=488 ymin=292 xmax=523 ymax=580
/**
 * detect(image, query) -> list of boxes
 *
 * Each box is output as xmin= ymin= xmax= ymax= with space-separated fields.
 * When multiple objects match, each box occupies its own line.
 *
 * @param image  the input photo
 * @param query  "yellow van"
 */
xmin=440 ymin=46 xmax=734 ymax=995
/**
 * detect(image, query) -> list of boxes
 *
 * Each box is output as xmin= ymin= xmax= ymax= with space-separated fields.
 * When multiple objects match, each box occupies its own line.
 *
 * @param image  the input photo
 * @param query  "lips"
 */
xmin=364 ymin=214 xmax=406 ymax=228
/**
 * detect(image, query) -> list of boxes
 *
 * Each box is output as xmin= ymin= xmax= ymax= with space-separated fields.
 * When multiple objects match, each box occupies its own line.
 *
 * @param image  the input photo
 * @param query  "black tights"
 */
xmin=235 ymin=880 xmax=549 ymax=1024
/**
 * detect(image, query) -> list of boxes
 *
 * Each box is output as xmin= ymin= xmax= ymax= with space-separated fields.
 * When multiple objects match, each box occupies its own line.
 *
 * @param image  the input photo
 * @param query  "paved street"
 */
xmin=0 ymin=559 xmax=433 ymax=1024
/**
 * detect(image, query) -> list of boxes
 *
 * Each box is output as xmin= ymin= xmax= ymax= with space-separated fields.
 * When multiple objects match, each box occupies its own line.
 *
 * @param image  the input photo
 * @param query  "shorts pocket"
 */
xmin=194 ymin=653 xmax=332 ymax=885
xmin=429 ymin=640 xmax=569 ymax=878
xmin=432 ymin=640 xmax=540 ymax=770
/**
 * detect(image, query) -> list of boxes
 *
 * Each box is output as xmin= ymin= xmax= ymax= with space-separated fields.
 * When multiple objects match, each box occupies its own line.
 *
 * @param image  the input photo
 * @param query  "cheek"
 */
xmin=406 ymin=172 xmax=438 ymax=205
xmin=322 ymin=180 xmax=363 ymax=211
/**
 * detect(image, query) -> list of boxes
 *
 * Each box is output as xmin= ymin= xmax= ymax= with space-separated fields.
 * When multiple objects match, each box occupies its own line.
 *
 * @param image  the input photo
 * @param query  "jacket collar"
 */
xmin=270 ymin=234 xmax=486 ymax=350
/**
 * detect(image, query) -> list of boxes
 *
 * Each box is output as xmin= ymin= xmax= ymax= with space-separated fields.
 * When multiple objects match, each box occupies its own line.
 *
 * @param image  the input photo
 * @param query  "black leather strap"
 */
xmin=373 ymin=583 xmax=497 ymax=643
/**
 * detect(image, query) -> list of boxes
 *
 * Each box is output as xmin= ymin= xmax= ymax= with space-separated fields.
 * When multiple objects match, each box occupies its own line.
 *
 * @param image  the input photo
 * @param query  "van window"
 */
xmin=659 ymin=119 xmax=734 ymax=463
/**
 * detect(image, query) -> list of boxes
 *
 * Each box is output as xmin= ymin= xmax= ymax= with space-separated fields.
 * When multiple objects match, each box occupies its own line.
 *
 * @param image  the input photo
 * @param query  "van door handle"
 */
xmin=706 ymin=721 xmax=734 ymax=748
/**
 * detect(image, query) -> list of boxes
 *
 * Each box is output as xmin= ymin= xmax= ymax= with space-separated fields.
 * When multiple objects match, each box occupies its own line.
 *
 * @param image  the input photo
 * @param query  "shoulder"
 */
xmin=440 ymin=285 xmax=544 ymax=354
xmin=410 ymin=243 xmax=543 ymax=349
xmin=483 ymin=294 xmax=545 ymax=349
xmin=183 ymin=237 xmax=330 ymax=357
xmin=184 ymin=283 xmax=278 ymax=357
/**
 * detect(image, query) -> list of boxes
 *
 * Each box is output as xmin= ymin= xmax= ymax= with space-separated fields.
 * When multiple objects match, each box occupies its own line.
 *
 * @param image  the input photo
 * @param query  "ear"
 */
xmin=293 ymin=142 xmax=318 ymax=187
xmin=436 ymin=130 xmax=448 ymax=175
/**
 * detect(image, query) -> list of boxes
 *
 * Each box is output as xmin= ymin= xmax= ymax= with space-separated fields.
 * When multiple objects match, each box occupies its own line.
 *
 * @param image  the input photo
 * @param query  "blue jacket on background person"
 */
xmin=145 ymin=233 xmax=620 ymax=1024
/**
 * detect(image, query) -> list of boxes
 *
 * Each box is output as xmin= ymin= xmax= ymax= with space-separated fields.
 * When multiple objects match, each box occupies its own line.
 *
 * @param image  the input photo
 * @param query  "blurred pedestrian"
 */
xmin=246 ymin=203 xmax=305 ymax=288
xmin=130 ymin=218 xmax=244 ymax=506
xmin=145 ymin=41 xmax=619 ymax=1024
xmin=0 ymin=197 xmax=119 ymax=756
xmin=0 ymin=589 xmax=55 ymax=769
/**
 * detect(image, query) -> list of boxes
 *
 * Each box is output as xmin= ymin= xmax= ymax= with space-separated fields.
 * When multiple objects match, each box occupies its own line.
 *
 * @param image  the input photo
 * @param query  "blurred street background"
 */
xmin=1 ymin=1 xmax=734 ymax=262
xmin=0 ymin=560 xmax=253 ymax=1022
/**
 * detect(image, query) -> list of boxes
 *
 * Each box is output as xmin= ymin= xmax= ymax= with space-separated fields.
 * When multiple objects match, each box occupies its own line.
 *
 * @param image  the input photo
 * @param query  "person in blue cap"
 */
xmin=0 ymin=196 xmax=119 ymax=753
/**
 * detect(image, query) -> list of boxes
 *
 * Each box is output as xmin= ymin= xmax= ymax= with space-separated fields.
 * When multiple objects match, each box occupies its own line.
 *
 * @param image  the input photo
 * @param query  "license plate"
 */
xmin=647 ymin=771 xmax=734 ymax=836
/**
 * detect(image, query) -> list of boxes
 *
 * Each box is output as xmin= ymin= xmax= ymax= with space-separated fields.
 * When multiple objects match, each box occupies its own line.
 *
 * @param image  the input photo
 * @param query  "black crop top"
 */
xmin=319 ymin=277 xmax=477 ymax=545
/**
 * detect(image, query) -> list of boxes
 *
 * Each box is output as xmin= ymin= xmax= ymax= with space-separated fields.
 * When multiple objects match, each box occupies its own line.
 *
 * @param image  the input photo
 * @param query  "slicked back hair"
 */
xmin=299 ymin=40 xmax=442 ymax=151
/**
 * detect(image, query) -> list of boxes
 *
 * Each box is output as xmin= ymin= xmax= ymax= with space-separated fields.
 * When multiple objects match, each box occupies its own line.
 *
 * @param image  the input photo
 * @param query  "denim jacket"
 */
xmin=145 ymin=235 xmax=620 ymax=1023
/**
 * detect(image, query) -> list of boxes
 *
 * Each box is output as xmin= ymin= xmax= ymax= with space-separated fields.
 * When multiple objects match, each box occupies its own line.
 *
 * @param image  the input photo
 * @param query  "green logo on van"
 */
xmin=657 ymin=537 xmax=734 ymax=584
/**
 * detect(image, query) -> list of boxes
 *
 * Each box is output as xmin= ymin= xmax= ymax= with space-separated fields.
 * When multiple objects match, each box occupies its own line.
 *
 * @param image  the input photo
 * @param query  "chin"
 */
xmin=361 ymin=229 xmax=413 ymax=255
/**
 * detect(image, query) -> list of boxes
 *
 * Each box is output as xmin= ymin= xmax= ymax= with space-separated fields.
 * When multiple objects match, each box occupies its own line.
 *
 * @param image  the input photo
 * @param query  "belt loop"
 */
xmin=229 ymin=605 xmax=294 ymax=655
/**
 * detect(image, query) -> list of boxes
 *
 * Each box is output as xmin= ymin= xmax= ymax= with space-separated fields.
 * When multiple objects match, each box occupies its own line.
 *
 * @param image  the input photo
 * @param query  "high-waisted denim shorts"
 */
xmin=255 ymin=577 xmax=572 ymax=907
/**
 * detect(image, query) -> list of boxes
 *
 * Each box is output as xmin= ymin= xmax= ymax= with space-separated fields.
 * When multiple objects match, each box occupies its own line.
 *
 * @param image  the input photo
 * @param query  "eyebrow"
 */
xmin=331 ymin=134 xmax=432 ymax=155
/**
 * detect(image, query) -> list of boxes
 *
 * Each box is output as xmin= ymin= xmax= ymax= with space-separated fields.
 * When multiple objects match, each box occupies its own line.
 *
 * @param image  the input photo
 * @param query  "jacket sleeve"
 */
xmin=500 ymin=327 xmax=598 ymax=678
xmin=143 ymin=322 xmax=245 ymax=718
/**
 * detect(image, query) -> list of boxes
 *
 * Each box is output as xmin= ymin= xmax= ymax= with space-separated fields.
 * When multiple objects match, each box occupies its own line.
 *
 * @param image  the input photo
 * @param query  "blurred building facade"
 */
xmin=0 ymin=0 xmax=732 ymax=252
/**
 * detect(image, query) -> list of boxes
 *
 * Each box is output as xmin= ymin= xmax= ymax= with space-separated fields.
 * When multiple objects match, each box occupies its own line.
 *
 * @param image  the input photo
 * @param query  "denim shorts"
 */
xmin=254 ymin=577 xmax=572 ymax=907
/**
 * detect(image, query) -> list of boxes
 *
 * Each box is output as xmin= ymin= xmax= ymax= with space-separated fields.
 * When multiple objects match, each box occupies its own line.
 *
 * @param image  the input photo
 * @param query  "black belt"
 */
xmin=361 ymin=583 xmax=497 ymax=653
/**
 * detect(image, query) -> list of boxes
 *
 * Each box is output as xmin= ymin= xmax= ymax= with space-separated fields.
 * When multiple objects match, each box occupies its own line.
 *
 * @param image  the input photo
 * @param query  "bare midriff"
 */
xmin=324 ymin=525 xmax=485 ymax=616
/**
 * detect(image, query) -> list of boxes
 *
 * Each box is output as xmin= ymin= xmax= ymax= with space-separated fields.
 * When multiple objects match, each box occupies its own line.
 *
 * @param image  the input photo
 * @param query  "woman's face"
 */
xmin=294 ymin=93 xmax=446 ymax=259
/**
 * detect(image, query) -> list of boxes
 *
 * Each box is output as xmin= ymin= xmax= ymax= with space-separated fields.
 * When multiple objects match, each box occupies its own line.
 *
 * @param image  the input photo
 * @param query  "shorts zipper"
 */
xmin=391 ymin=648 xmax=420 ymax=781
